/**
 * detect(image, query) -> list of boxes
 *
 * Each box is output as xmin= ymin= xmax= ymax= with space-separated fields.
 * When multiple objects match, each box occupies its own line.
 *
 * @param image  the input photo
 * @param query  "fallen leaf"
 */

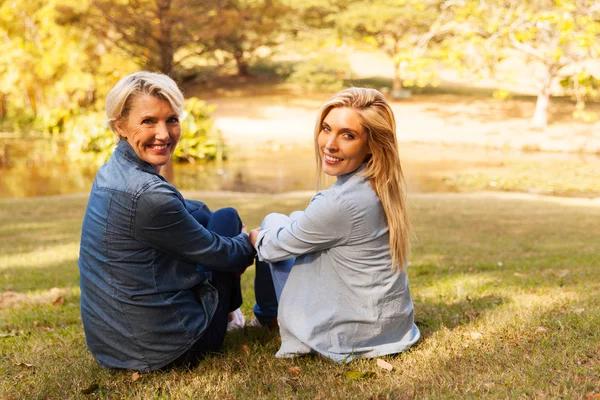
xmin=345 ymin=371 xmax=375 ymax=381
xmin=81 ymin=383 xmax=99 ymax=395
xmin=470 ymin=331 xmax=483 ymax=340
xmin=556 ymin=270 xmax=569 ymax=278
xmin=132 ymin=372 xmax=142 ymax=382
xmin=52 ymin=297 xmax=64 ymax=306
xmin=288 ymin=366 xmax=301 ymax=375
xmin=513 ymin=272 xmax=528 ymax=278
xmin=535 ymin=326 xmax=549 ymax=335
xmin=0 ymin=332 xmax=16 ymax=338
xmin=465 ymin=311 xmax=480 ymax=320
xmin=42 ymin=327 xmax=54 ymax=332
xmin=16 ymin=362 xmax=34 ymax=368
xmin=376 ymin=359 xmax=394 ymax=371
xmin=585 ymin=393 xmax=600 ymax=400
xmin=483 ymin=382 xmax=495 ymax=389
xmin=239 ymin=344 xmax=250 ymax=355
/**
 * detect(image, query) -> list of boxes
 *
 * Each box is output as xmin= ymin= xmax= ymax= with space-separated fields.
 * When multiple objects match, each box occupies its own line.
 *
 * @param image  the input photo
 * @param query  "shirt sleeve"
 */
xmin=255 ymin=191 xmax=353 ymax=263
xmin=134 ymin=182 xmax=255 ymax=272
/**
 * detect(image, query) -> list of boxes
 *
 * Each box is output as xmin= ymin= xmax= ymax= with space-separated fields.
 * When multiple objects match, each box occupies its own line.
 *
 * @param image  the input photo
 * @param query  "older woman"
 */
xmin=78 ymin=71 xmax=255 ymax=372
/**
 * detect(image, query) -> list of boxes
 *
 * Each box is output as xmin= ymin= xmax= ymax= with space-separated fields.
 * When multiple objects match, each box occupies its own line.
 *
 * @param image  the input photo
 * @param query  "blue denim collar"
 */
xmin=115 ymin=139 xmax=161 ymax=176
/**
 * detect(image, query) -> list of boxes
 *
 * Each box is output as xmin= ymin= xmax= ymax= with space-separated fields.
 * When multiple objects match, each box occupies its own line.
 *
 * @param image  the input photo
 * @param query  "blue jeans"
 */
xmin=165 ymin=207 xmax=243 ymax=369
xmin=253 ymin=258 xmax=294 ymax=324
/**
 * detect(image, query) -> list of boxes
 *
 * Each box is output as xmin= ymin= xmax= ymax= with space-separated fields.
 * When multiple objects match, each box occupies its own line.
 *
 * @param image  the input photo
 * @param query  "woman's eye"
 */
xmin=168 ymin=117 xmax=179 ymax=124
xmin=344 ymin=133 xmax=355 ymax=140
xmin=141 ymin=118 xmax=153 ymax=124
xmin=322 ymin=125 xmax=330 ymax=132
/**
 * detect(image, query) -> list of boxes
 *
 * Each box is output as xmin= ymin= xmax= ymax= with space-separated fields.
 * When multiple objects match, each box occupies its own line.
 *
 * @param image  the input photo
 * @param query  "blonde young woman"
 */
xmin=249 ymin=87 xmax=420 ymax=361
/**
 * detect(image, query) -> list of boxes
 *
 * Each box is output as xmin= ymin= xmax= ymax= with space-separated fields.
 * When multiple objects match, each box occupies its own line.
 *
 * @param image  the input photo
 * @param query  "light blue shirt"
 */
xmin=255 ymin=164 xmax=420 ymax=362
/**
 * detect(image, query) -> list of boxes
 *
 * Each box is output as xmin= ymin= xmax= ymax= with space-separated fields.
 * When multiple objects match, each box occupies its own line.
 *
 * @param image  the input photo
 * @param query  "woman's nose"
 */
xmin=326 ymin=135 xmax=338 ymax=150
xmin=155 ymin=121 xmax=169 ymax=139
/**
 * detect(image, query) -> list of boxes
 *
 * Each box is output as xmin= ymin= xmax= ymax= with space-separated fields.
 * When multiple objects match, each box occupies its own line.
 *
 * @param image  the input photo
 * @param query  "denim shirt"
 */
xmin=79 ymin=140 xmax=255 ymax=372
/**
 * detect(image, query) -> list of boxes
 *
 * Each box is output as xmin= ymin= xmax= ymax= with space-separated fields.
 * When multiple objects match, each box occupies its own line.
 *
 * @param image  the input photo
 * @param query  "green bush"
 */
xmin=176 ymin=97 xmax=225 ymax=163
xmin=287 ymin=54 xmax=354 ymax=91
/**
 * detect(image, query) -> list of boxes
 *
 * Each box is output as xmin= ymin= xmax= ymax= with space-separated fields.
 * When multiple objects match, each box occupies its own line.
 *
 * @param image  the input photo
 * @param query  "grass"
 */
xmin=1 ymin=191 xmax=600 ymax=399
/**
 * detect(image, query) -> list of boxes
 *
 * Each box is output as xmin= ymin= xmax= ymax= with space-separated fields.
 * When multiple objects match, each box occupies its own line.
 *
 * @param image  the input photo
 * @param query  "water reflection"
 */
xmin=1 ymin=139 xmax=599 ymax=199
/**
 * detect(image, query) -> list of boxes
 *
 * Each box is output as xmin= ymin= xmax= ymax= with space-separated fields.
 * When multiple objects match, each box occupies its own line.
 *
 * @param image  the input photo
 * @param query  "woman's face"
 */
xmin=317 ymin=107 xmax=370 ymax=177
xmin=116 ymin=94 xmax=181 ymax=172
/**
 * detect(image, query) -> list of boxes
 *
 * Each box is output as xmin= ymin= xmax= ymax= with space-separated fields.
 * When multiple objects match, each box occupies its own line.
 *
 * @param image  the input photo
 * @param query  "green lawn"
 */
xmin=1 ymin=192 xmax=599 ymax=399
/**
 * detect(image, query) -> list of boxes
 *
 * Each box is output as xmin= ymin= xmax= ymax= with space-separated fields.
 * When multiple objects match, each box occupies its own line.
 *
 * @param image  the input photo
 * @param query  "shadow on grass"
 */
xmin=414 ymin=294 xmax=507 ymax=339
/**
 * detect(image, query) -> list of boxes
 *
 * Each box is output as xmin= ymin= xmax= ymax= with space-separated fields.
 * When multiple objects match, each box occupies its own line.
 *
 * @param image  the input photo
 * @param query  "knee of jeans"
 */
xmin=214 ymin=207 xmax=239 ymax=221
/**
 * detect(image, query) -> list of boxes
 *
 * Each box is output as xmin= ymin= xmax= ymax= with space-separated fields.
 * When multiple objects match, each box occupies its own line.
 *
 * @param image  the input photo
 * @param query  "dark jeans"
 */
xmin=164 ymin=207 xmax=243 ymax=369
xmin=253 ymin=258 xmax=294 ymax=325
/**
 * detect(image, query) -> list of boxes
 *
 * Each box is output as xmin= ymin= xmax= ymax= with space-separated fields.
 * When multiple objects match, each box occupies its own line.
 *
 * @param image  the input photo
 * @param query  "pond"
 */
xmin=1 ymin=138 xmax=599 ymax=199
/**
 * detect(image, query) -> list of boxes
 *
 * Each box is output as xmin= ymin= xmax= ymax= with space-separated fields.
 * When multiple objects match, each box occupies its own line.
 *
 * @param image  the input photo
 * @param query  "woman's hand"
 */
xmin=249 ymin=228 xmax=260 ymax=248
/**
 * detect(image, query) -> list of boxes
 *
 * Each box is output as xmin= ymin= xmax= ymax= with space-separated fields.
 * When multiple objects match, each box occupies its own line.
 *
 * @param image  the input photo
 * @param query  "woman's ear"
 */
xmin=114 ymin=120 xmax=127 ymax=140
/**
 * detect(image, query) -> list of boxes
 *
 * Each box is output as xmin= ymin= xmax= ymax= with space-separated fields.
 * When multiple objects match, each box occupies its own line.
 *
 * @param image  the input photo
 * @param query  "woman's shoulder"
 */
xmin=97 ymin=155 xmax=171 ymax=198
xmin=329 ymin=173 xmax=379 ymax=207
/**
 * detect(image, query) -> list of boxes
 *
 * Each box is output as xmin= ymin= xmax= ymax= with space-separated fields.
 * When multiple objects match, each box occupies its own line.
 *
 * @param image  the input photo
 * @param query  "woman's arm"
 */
xmin=133 ymin=182 xmax=254 ymax=272
xmin=255 ymin=192 xmax=353 ymax=263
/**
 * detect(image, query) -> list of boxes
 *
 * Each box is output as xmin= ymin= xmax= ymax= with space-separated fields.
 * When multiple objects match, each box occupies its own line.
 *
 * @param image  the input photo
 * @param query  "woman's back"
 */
xmin=266 ymin=167 xmax=419 ymax=361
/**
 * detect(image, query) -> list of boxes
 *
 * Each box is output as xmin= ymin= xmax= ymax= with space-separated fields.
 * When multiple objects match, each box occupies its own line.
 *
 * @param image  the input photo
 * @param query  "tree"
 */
xmin=465 ymin=0 xmax=600 ymax=128
xmin=0 ymin=0 xmax=129 ymax=125
xmin=333 ymin=0 xmax=459 ymax=95
xmin=207 ymin=0 xmax=292 ymax=77
xmin=74 ymin=0 xmax=221 ymax=74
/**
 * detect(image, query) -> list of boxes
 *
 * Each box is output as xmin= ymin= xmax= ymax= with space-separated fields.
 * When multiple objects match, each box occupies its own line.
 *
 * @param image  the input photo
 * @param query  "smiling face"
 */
xmin=317 ymin=107 xmax=370 ymax=177
xmin=115 ymin=94 xmax=181 ymax=172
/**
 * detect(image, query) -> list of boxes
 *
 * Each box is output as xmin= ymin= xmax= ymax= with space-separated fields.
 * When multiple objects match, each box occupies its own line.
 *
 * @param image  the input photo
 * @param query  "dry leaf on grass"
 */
xmin=376 ymin=359 xmax=394 ymax=371
xmin=535 ymin=326 xmax=549 ymax=335
xmin=239 ymin=344 xmax=250 ymax=355
xmin=465 ymin=311 xmax=480 ymax=320
xmin=556 ymin=270 xmax=569 ymax=278
xmin=470 ymin=331 xmax=483 ymax=340
xmin=132 ymin=372 xmax=142 ymax=382
xmin=15 ymin=362 xmax=34 ymax=368
xmin=288 ymin=366 xmax=301 ymax=375
xmin=52 ymin=296 xmax=64 ymax=306
xmin=585 ymin=393 xmax=600 ymax=400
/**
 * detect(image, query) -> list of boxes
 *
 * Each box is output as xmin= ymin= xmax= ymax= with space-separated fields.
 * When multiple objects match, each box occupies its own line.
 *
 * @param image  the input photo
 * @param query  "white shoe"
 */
xmin=226 ymin=308 xmax=245 ymax=331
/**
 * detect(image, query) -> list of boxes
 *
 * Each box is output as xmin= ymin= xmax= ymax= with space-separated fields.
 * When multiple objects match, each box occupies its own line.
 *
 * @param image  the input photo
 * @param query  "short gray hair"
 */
xmin=105 ymin=71 xmax=184 ymax=136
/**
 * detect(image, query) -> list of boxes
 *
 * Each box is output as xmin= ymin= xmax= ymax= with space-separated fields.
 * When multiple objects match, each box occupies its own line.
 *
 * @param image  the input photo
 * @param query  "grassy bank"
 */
xmin=1 ymin=192 xmax=599 ymax=399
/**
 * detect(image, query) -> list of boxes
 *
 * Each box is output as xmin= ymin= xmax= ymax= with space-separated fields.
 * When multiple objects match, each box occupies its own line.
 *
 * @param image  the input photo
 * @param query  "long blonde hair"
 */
xmin=314 ymin=87 xmax=411 ymax=271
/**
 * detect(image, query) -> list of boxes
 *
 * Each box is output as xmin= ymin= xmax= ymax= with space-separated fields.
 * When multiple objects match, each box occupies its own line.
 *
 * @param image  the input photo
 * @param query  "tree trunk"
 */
xmin=531 ymin=66 xmax=554 ymax=129
xmin=392 ymin=59 xmax=402 ymax=93
xmin=234 ymin=49 xmax=250 ymax=77
xmin=531 ymin=91 xmax=550 ymax=129
xmin=0 ymin=93 xmax=6 ymax=118
xmin=157 ymin=0 xmax=174 ymax=73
